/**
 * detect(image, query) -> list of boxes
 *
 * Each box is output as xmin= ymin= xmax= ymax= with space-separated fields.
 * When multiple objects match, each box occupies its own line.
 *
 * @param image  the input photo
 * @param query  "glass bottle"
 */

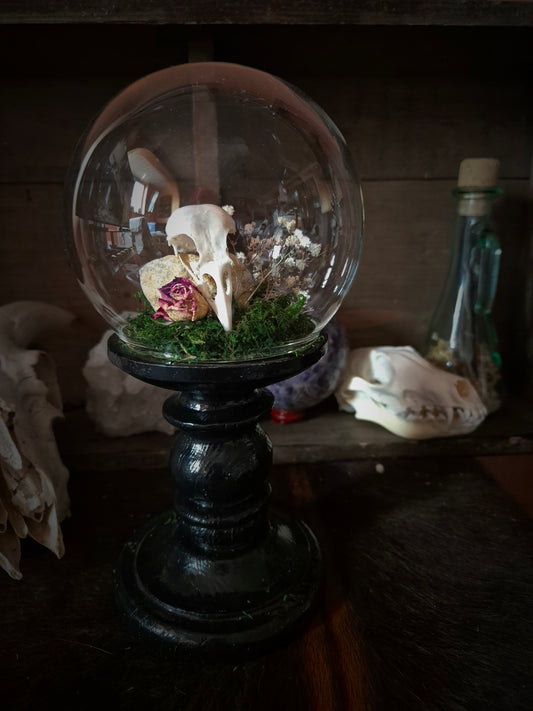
xmin=425 ymin=158 xmax=503 ymax=413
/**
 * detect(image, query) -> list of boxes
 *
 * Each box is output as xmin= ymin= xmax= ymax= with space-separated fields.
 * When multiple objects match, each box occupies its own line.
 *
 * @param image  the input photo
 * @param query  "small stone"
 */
xmin=139 ymin=254 xmax=215 ymax=312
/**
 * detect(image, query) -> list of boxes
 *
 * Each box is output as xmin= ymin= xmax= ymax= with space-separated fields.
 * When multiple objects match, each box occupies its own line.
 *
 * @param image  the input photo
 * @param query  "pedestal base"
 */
xmin=108 ymin=334 xmax=326 ymax=657
xmin=114 ymin=510 xmax=321 ymax=657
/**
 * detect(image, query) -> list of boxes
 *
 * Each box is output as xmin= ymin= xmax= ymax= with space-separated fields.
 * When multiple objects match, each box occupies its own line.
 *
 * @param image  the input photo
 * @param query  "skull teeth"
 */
xmin=403 ymin=405 xmax=470 ymax=424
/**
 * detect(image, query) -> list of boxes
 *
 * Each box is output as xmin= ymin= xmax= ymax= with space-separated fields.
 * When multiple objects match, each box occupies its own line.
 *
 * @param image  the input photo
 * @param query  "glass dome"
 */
xmin=65 ymin=62 xmax=363 ymax=363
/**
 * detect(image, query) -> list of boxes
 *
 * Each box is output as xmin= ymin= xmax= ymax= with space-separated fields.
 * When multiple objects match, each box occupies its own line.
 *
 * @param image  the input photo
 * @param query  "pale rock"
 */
xmin=140 ymin=253 xmax=254 ymax=316
xmin=83 ymin=331 xmax=174 ymax=437
xmin=139 ymin=254 xmax=211 ymax=317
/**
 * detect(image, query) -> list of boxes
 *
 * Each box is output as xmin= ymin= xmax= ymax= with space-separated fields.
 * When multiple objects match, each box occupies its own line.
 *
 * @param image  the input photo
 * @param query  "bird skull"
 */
xmin=166 ymin=204 xmax=236 ymax=331
xmin=335 ymin=345 xmax=487 ymax=439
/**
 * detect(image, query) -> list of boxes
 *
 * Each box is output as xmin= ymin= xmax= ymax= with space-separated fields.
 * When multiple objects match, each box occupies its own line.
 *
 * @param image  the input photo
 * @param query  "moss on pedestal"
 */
xmin=123 ymin=294 xmax=314 ymax=361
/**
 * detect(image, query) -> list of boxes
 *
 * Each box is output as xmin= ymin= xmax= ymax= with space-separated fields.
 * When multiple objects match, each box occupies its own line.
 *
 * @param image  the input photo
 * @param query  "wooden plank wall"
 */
xmin=2 ymin=0 xmax=533 ymax=26
xmin=0 ymin=24 xmax=532 ymax=406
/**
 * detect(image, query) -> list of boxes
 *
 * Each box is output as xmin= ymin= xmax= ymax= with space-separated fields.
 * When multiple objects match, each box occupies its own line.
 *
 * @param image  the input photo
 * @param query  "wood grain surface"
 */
xmin=1 ymin=457 xmax=532 ymax=710
xmin=54 ymin=395 xmax=533 ymax=474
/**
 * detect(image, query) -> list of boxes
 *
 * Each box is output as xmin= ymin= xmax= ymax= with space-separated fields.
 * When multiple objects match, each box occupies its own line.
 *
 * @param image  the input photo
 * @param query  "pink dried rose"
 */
xmin=152 ymin=277 xmax=209 ymax=322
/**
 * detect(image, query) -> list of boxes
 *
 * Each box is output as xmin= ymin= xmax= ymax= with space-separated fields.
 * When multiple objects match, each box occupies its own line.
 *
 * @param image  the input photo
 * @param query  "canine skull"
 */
xmin=166 ymin=204 xmax=236 ymax=331
xmin=335 ymin=346 xmax=487 ymax=439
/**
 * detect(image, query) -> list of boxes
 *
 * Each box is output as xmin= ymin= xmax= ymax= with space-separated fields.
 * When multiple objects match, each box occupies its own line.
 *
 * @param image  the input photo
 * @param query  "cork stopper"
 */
xmin=457 ymin=158 xmax=500 ymax=189
xmin=456 ymin=158 xmax=500 ymax=217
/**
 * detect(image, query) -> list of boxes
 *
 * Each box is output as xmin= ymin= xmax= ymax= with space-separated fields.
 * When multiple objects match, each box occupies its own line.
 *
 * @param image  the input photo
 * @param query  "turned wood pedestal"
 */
xmin=107 ymin=334 xmax=325 ymax=656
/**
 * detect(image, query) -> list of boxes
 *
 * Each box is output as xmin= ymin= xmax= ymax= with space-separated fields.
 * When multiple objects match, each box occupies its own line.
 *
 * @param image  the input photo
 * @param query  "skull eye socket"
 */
xmin=172 ymin=234 xmax=196 ymax=253
xmin=454 ymin=379 xmax=471 ymax=399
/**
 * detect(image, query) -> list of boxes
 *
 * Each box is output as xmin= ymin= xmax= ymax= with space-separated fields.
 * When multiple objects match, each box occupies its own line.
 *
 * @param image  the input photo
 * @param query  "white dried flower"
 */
xmin=297 ymin=234 xmax=312 ymax=249
xmin=310 ymin=243 xmax=321 ymax=257
xmin=222 ymin=204 xmax=235 ymax=216
xmin=286 ymin=234 xmax=299 ymax=247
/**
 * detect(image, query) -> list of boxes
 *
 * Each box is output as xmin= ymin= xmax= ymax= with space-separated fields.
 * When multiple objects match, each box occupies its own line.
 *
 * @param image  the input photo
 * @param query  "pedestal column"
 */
xmin=108 ymin=334 xmax=324 ymax=656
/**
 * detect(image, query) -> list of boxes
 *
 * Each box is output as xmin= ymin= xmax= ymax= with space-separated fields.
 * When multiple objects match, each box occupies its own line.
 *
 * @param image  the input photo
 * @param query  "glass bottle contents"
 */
xmin=425 ymin=158 xmax=503 ymax=413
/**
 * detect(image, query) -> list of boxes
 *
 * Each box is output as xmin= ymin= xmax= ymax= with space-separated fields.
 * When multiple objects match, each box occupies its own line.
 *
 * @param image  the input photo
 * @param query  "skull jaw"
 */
xmin=341 ymin=391 xmax=485 ymax=440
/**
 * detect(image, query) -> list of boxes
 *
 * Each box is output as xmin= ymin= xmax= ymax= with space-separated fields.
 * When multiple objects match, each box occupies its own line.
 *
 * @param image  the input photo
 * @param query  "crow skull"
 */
xmin=166 ymin=204 xmax=236 ymax=331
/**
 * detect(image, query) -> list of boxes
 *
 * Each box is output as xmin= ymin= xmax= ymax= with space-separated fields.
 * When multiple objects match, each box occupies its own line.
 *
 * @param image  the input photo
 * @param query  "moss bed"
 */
xmin=123 ymin=294 xmax=315 ymax=361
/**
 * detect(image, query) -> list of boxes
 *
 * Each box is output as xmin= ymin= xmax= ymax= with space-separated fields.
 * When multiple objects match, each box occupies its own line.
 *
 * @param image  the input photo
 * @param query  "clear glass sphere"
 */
xmin=65 ymin=62 xmax=363 ymax=362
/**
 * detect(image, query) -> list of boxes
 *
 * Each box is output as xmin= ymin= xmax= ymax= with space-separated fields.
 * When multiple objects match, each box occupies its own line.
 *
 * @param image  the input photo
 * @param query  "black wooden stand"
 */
xmin=107 ymin=334 xmax=324 ymax=657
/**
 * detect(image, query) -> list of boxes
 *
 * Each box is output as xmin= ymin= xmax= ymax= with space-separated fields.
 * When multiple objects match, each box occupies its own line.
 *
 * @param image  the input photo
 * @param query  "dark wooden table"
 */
xmin=1 ymin=454 xmax=532 ymax=710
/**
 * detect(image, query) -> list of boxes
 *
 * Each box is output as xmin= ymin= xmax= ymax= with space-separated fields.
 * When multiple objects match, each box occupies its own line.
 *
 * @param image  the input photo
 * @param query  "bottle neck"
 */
xmin=453 ymin=186 xmax=501 ymax=218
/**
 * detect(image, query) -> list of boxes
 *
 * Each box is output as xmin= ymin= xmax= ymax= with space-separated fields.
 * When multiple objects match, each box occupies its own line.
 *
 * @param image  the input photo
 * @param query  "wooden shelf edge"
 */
xmin=56 ymin=395 xmax=533 ymax=472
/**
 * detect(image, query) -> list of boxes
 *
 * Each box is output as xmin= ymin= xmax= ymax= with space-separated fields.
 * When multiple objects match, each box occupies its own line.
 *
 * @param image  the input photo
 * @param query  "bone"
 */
xmin=166 ymin=204 xmax=237 ymax=331
xmin=335 ymin=345 xmax=487 ymax=439
xmin=0 ymin=301 xmax=74 ymax=579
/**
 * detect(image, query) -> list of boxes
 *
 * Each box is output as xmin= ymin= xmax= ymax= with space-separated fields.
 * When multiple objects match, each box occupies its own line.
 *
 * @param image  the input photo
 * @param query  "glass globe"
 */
xmin=65 ymin=62 xmax=363 ymax=363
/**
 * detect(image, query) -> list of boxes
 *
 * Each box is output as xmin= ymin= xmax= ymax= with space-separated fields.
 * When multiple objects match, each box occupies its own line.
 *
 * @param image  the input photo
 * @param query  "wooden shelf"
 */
xmin=1 ymin=0 xmax=533 ymax=26
xmin=56 ymin=393 xmax=533 ymax=472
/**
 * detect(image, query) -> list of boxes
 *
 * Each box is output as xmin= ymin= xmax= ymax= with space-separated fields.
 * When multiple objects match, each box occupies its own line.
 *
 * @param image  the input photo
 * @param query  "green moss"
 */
xmin=123 ymin=294 xmax=315 ymax=361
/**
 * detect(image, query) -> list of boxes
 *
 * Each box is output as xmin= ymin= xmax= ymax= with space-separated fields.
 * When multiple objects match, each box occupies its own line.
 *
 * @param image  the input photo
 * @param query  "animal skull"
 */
xmin=335 ymin=345 xmax=487 ymax=439
xmin=0 ymin=301 xmax=73 ymax=578
xmin=166 ymin=204 xmax=236 ymax=331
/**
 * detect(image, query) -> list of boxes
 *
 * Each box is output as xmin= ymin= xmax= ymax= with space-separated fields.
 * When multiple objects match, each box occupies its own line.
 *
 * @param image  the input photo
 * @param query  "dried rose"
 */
xmin=152 ymin=277 xmax=209 ymax=323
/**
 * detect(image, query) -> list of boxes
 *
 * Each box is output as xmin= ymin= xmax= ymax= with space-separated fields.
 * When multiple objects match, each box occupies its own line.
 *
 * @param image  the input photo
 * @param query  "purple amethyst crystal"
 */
xmin=267 ymin=318 xmax=349 ymax=421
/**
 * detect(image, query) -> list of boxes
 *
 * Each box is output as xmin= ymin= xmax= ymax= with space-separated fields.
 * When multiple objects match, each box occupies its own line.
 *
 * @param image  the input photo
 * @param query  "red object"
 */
xmin=270 ymin=408 xmax=304 ymax=424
